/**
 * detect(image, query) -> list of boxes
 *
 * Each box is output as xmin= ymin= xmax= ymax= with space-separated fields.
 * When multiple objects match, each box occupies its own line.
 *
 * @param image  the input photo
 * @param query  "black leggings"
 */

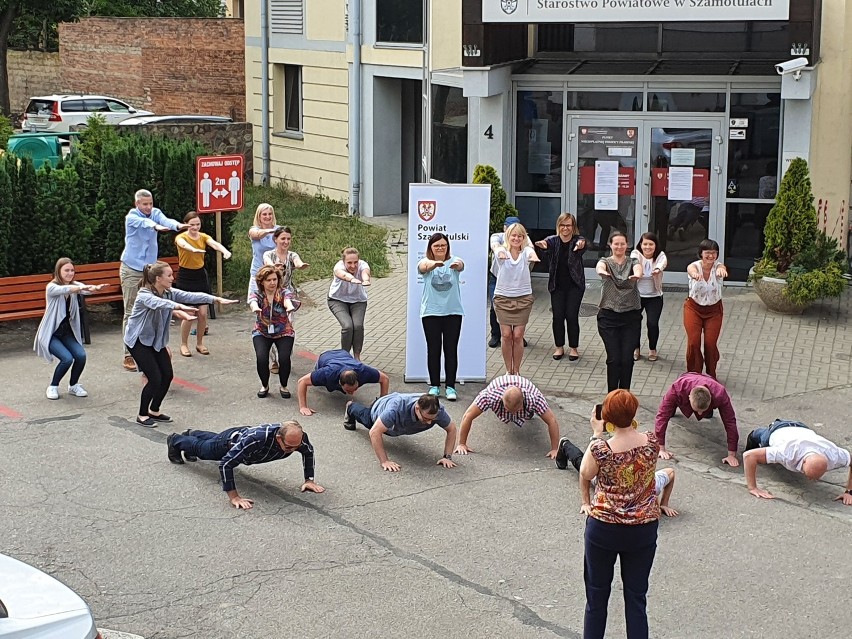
xmin=128 ymin=342 xmax=173 ymax=417
xmin=638 ymin=296 xmax=664 ymax=351
xmin=550 ymin=283 xmax=584 ymax=348
xmin=253 ymin=335 xmax=294 ymax=388
xmin=421 ymin=314 xmax=463 ymax=387
xmin=597 ymin=309 xmax=641 ymax=392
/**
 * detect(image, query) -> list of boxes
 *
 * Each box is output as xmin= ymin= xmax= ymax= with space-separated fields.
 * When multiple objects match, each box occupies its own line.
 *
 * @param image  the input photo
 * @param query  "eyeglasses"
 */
xmin=558 ymin=224 xmax=573 ymax=229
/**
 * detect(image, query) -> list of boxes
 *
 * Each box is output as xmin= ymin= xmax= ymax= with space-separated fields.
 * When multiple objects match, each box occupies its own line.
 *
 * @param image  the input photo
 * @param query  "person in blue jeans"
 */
xmin=34 ymin=258 xmax=107 ymax=400
xmin=166 ymin=421 xmax=324 ymax=509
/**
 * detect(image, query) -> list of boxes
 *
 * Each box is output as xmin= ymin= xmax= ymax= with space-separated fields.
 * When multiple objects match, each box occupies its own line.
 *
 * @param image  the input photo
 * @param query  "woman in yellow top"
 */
xmin=174 ymin=211 xmax=232 ymax=357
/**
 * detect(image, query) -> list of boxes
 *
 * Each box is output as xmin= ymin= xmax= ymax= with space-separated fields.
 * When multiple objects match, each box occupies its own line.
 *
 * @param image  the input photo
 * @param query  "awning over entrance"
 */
xmin=518 ymin=59 xmax=779 ymax=77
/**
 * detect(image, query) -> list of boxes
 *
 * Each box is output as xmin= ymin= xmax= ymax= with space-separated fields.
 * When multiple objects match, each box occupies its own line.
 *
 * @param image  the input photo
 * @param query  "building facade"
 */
xmin=246 ymin=0 xmax=852 ymax=283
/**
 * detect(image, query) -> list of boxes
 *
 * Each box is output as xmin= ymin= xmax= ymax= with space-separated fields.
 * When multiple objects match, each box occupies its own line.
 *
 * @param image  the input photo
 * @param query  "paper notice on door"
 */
xmin=670 ymin=148 xmax=696 ymax=166
xmin=668 ymin=166 xmax=694 ymax=201
xmin=594 ymin=160 xmax=619 ymax=210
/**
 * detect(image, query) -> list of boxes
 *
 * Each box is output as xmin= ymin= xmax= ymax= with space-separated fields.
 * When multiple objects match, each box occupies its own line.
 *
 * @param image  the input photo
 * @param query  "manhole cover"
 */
xmin=579 ymin=303 xmax=598 ymax=317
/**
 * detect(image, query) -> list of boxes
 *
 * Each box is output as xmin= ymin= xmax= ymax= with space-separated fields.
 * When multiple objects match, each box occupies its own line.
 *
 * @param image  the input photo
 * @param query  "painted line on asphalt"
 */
xmin=0 ymin=405 xmax=23 ymax=419
xmin=297 ymin=349 xmax=318 ymax=362
xmin=171 ymin=377 xmax=209 ymax=393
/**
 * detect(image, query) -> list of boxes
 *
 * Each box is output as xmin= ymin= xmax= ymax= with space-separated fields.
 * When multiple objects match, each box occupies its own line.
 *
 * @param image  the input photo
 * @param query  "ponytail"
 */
xmin=138 ymin=261 xmax=170 ymax=294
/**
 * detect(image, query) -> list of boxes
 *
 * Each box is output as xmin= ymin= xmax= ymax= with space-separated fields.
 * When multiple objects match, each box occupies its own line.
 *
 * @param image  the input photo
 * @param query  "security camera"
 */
xmin=775 ymin=58 xmax=809 ymax=78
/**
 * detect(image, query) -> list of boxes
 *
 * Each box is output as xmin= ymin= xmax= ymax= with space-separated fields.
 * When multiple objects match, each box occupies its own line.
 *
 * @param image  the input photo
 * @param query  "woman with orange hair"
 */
xmin=579 ymin=389 xmax=660 ymax=639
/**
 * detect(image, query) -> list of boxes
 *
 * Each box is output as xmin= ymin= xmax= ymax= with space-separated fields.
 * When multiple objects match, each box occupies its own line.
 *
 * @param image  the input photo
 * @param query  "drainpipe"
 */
xmin=349 ymin=0 xmax=362 ymax=215
xmin=260 ymin=0 xmax=271 ymax=185
xmin=421 ymin=0 xmax=431 ymax=182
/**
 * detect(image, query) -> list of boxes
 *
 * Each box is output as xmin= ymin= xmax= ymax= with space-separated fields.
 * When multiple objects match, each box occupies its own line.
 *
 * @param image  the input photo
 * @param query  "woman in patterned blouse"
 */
xmin=249 ymin=265 xmax=300 ymax=399
xmin=579 ymin=389 xmax=660 ymax=639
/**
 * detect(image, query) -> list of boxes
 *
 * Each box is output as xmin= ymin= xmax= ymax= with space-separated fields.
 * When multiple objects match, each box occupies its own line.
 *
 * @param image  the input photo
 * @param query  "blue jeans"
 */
xmin=746 ymin=419 xmax=809 ymax=450
xmin=488 ymin=274 xmax=500 ymax=340
xmin=171 ymin=427 xmax=244 ymax=460
xmin=48 ymin=331 xmax=87 ymax=386
xmin=584 ymin=517 xmax=658 ymax=639
xmin=348 ymin=401 xmax=374 ymax=429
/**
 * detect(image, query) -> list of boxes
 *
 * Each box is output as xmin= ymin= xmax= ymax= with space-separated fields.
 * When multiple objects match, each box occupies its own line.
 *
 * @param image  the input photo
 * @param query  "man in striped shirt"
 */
xmin=166 ymin=420 xmax=324 ymax=509
xmin=454 ymin=374 xmax=561 ymax=459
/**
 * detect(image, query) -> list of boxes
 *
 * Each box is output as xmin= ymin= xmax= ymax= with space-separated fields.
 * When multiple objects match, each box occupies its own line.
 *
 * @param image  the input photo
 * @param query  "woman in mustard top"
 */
xmin=174 ymin=211 xmax=232 ymax=357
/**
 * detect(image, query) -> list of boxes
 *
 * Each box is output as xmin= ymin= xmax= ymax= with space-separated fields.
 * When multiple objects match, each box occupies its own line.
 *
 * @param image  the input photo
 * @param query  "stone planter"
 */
xmin=750 ymin=268 xmax=810 ymax=314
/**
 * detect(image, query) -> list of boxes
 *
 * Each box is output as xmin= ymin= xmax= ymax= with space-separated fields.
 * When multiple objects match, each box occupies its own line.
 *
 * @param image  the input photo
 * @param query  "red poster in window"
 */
xmin=579 ymin=166 xmax=635 ymax=196
xmin=650 ymin=168 xmax=710 ymax=199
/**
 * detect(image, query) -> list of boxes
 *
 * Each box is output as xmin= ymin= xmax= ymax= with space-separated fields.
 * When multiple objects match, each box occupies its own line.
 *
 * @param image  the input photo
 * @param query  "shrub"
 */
xmin=472 ymin=164 xmax=519 ymax=237
xmin=0 ymin=114 xmax=13 ymax=150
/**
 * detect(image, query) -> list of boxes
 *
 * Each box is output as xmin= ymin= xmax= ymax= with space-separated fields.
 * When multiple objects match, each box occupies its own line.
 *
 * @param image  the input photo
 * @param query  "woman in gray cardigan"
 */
xmin=125 ymin=261 xmax=238 ymax=427
xmin=34 ymin=258 xmax=107 ymax=400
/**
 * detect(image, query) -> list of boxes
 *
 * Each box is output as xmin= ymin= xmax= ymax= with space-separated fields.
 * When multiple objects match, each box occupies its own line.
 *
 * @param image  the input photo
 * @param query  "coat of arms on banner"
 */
xmin=501 ymin=0 xmax=518 ymax=15
xmin=418 ymin=201 xmax=437 ymax=221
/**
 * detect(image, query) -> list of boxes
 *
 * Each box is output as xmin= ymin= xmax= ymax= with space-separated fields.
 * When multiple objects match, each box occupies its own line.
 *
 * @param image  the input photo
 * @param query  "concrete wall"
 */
xmin=117 ymin=121 xmax=254 ymax=180
xmin=6 ymin=51 xmax=61 ymax=114
xmin=60 ymin=18 xmax=246 ymax=121
xmin=809 ymin=0 xmax=852 ymax=243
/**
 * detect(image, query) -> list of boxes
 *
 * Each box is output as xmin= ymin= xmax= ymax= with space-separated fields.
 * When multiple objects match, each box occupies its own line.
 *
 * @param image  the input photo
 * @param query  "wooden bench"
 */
xmin=0 ymin=257 xmax=185 ymax=344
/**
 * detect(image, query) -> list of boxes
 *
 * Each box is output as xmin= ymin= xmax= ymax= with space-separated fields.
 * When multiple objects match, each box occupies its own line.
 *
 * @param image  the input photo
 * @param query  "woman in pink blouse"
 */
xmin=249 ymin=265 xmax=300 ymax=399
xmin=580 ymin=389 xmax=660 ymax=639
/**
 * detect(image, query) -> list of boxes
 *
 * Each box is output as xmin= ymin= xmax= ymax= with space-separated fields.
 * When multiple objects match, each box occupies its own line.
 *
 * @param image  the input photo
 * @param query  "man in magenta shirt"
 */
xmin=655 ymin=372 xmax=739 ymax=466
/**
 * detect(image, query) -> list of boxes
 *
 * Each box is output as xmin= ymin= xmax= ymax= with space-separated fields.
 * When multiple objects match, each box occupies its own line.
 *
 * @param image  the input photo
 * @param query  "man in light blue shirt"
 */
xmin=120 ymin=189 xmax=186 ymax=371
xmin=344 ymin=393 xmax=458 ymax=472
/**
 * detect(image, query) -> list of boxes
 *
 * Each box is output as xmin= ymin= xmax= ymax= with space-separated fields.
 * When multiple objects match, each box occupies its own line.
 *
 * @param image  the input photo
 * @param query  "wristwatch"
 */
xmin=443 ymin=453 xmax=453 ymax=460
xmin=590 ymin=434 xmax=604 ymax=441
xmin=846 ymin=489 xmax=852 ymax=495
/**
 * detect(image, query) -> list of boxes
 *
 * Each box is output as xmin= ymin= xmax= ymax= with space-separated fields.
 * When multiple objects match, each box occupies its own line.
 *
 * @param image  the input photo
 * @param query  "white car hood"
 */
xmin=0 ymin=554 xmax=89 ymax=620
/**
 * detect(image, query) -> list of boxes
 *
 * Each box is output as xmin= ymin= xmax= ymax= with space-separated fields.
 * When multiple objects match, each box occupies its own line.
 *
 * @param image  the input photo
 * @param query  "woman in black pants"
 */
xmin=417 ymin=233 xmax=465 ymax=401
xmin=535 ymin=212 xmax=587 ymax=361
xmin=125 ymin=261 xmax=237 ymax=427
xmin=596 ymin=231 xmax=643 ymax=392
xmin=249 ymin=265 xmax=300 ymax=398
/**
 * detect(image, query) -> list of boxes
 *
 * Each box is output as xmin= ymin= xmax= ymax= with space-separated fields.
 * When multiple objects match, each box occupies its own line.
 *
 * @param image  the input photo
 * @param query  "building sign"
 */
xmin=196 ymin=154 xmax=244 ymax=213
xmin=483 ymin=0 xmax=790 ymax=23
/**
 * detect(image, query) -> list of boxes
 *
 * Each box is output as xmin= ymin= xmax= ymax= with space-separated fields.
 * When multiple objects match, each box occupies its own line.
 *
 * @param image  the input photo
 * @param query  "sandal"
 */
xmin=633 ymin=350 xmax=641 ymax=361
xmin=257 ymin=387 xmax=269 ymax=398
xmin=180 ymin=345 xmax=192 ymax=357
xmin=280 ymin=387 xmax=291 ymax=399
xmin=196 ymin=345 xmax=210 ymax=355
xmin=648 ymin=352 xmax=658 ymax=362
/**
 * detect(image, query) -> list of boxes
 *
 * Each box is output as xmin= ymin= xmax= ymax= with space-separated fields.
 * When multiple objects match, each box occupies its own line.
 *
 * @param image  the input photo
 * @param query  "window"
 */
xmin=515 ymin=91 xmax=563 ymax=194
xmin=431 ymin=86 xmax=467 ymax=183
xmin=276 ymin=64 xmax=302 ymax=133
xmin=106 ymin=100 xmax=130 ymax=113
xmin=84 ymin=99 xmax=110 ymax=113
xmin=726 ymin=93 xmax=781 ymax=199
xmin=61 ymin=100 xmax=86 ymax=113
xmin=377 ymin=0 xmax=423 ymax=44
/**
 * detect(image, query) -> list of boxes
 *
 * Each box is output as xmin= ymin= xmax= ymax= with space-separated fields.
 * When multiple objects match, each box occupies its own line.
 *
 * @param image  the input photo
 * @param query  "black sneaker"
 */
xmin=555 ymin=436 xmax=571 ymax=470
xmin=343 ymin=402 xmax=356 ymax=431
xmin=488 ymin=335 xmax=500 ymax=348
xmin=523 ymin=338 xmax=529 ymax=348
xmin=706 ymin=409 xmax=714 ymax=419
xmin=166 ymin=434 xmax=184 ymax=464
xmin=180 ymin=429 xmax=198 ymax=462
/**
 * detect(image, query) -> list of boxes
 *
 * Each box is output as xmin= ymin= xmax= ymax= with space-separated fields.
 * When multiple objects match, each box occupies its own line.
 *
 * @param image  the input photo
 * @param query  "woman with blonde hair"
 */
xmin=34 ymin=258 xmax=107 ymax=400
xmin=247 ymin=203 xmax=279 ymax=301
xmin=491 ymin=222 xmax=539 ymax=375
xmin=580 ymin=389 xmax=660 ymax=639
xmin=125 ymin=261 xmax=237 ymax=427
xmin=328 ymin=247 xmax=371 ymax=360
xmin=175 ymin=211 xmax=232 ymax=357
xmin=535 ymin=212 xmax=587 ymax=361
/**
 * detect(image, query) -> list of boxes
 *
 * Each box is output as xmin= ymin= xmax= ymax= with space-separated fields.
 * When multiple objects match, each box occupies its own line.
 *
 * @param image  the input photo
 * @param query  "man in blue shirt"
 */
xmin=344 ymin=393 xmax=458 ymax=472
xmin=296 ymin=349 xmax=390 ymax=416
xmin=166 ymin=420 xmax=325 ymax=509
xmin=120 ymin=189 xmax=187 ymax=371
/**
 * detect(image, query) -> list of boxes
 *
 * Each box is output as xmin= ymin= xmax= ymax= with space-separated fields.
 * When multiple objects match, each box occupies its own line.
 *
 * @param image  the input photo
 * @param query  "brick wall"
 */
xmin=60 ymin=18 xmax=245 ymax=121
xmin=7 ymin=51 xmax=61 ymax=114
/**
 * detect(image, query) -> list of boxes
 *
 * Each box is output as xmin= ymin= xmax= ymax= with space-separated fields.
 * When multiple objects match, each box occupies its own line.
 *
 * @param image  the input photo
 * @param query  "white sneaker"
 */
xmin=68 ymin=384 xmax=89 ymax=397
xmin=46 ymin=386 xmax=59 ymax=400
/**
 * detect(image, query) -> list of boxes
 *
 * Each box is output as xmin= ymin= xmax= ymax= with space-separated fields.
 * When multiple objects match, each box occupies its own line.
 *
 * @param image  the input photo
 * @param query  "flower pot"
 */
xmin=750 ymin=268 xmax=810 ymax=315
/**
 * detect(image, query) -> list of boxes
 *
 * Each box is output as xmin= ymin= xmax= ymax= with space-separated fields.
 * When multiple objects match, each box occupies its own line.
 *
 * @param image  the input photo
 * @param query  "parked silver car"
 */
xmin=21 ymin=94 xmax=153 ymax=133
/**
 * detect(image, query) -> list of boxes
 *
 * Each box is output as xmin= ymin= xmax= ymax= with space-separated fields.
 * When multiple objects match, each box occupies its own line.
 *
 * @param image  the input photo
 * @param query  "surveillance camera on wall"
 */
xmin=775 ymin=58 xmax=809 ymax=77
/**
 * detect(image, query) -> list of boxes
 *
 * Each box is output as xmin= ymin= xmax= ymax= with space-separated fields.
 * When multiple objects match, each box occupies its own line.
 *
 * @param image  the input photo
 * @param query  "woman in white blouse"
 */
xmin=491 ymin=223 xmax=539 ymax=375
xmin=684 ymin=239 xmax=728 ymax=378
xmin=328 ymin=247 xmax=371 ymax=360
xmin=631 ymin=232 xmax=667 ymax=362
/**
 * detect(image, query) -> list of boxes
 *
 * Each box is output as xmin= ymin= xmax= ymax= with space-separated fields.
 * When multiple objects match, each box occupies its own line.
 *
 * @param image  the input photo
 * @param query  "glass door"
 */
xmin=566 ymin=118 xmax=644 ymax=270
xmin=641 ymin=121 xmax=723 ymax=279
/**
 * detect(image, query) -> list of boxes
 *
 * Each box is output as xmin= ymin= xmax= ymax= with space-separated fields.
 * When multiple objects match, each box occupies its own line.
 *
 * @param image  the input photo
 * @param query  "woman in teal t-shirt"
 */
xmin=417 ymin=232 xmax=465 ymax=401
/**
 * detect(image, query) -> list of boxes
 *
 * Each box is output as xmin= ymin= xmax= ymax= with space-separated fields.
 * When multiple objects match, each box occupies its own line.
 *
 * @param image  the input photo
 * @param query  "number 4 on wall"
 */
xmin=484 ymin=125 xmax=494 ymax=140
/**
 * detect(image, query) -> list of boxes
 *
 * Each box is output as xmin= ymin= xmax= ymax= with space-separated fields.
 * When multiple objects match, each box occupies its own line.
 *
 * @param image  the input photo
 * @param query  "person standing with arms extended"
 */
xmin=120 ymin=189 xmax=188 ymax=371
xmin=262 ymin=226 xmax=309 ymax=294
xmin=596 ymin=231 xmax=643 ymax=392
xmin=125 ymin=261 xmax=237 ymax=427
xmin=248 ymin=203 xmax=281 ymax=373
xmin=492 ymin=223 xmax=539 ymax=376
xmin=328 ymin=247 xmax=371 ymax=360
xmin=580 ymin=390 xmax=660 ymax=639
xmin=34 ymin=258 xmax=107 ymax=400
xmin=534 ymin=213 xmax=586 ymax=361
xmin=684 ymin=239 xmax=728 ymax=378
xmin=418 ymin=233 xmax=465 ymax=401
xmin=631 ymin=232 xmax=667 ymax=362
xmin=175 ymin=211 xmax=232 ymax=357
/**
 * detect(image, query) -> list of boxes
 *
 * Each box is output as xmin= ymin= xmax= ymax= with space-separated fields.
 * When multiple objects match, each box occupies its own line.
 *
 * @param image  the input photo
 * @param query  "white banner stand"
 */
xmin=404 ymin=183 xmax=490 ymax=383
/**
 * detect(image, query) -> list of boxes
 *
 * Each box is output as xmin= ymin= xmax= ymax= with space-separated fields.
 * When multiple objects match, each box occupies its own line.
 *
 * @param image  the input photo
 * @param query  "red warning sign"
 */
xmin=196 ymin=154 xmax=244 ymax=213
